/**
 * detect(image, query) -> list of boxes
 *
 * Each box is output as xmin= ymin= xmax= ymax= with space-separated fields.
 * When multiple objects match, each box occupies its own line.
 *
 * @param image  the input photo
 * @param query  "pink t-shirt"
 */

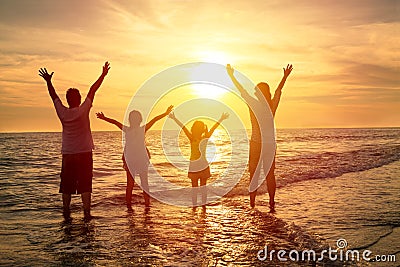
xmin=53 ymin=97 xmax=94 ymax=154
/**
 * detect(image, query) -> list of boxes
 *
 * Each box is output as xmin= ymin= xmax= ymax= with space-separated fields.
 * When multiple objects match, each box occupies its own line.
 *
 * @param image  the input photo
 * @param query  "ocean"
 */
xmin=0 ymin=128 xmax=399 ymax=266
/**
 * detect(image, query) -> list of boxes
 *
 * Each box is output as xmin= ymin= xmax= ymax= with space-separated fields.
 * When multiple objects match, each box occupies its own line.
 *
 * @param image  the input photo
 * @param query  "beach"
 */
xmin=0 ymin=128 xmax=399 ymax=266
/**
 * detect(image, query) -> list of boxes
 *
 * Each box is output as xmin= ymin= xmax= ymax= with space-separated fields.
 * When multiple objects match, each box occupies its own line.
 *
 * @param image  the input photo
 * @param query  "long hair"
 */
xmin=191 ymin=120 xmax=206 ymax=138
xmin=256 ymin=82 xmax=272 ymax=107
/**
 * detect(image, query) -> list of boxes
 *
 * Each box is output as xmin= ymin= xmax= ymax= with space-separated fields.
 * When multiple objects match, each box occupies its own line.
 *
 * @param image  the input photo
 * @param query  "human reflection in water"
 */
xmin=123 ymin=207 xmax=156 ymax=265
xmin=185 ymin=206 xmax=207 ymax=261
xmin=57 ymin=220 xmax=96 ymax=265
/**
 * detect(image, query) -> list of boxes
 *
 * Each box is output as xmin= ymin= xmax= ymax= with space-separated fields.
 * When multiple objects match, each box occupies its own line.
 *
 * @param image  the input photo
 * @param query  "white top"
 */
xmin=123 ymin=125 xmax=149 ymax=174
xmin=53 ymin=97 xmax=94 ymax=154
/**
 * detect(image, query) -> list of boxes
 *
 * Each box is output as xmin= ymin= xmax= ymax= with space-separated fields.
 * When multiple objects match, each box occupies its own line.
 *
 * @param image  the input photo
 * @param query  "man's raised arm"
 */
xmin=87 ymin=62 xmax=110 ymax=101
xmin=39 ymin=68 xmax=59 ymax=101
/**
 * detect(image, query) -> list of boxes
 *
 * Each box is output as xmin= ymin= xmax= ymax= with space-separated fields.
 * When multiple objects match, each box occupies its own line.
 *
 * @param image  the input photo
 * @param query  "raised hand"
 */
xmin=96 ymin=112 xmax=106 ymax=120
xmin=283 ymin=64 xmax=293 ymax=78
xmin=226 ymin=64 xmax=234 ymax=76
xmin=220 ymin=112 xmax=229 ymax=121
xmin=88 ymin=62 xmax=110 ymax=101
xmin=102 ymin=62 xmax=110 ymax=76
xmin=38 ymin=68 xmax=54 ymax=82
xmin=165 ymin=105 xmax=174 ymax=115
xmin=168 ymin=112 xmax=176 ymax=120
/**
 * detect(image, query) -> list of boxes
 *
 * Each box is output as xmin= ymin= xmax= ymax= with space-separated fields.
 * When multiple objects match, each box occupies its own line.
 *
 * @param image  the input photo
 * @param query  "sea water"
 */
xmin=0 ymin=128 xmax=399 ymax=266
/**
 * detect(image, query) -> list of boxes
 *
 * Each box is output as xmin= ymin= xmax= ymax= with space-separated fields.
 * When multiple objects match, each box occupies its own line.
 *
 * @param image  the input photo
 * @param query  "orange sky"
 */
xmin=0 ymin=0 xmax=399 ymax=132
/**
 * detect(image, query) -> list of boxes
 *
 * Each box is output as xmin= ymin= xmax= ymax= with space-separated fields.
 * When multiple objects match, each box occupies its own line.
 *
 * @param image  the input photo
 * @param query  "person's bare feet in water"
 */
xmin=63 ymin=208 xmax=72 ymax=222
xmin=83 ymin=209 xmax=93 ymax=222
xmin=144 ymin=192 xmax=150 ymax=207
xmin=250 ymin=191 xmax=257 ymax=208
xmin=269 ymin=201 xmax=275 ymax=212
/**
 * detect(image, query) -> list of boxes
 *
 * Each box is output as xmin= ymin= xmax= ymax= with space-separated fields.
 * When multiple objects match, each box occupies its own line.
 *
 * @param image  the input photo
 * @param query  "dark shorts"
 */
xmin=248 ymin=141 xmax=275 ymax=176
xmin=60 ymin=152 xmax=93 ymax=194
xmin=188 ymin=166 xmax=211 ymax=180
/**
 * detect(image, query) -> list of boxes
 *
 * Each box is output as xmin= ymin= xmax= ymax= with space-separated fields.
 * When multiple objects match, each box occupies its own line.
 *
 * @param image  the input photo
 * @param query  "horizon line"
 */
xmin=1 ymin=126 xmax=399 ymax=134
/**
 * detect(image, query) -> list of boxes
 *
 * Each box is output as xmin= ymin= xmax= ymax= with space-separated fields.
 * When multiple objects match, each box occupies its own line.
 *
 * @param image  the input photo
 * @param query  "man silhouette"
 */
xmin=39 ymin=62 xmax=110 ymax=221
xmin=227 ymin=64 xmax=293 ymax=209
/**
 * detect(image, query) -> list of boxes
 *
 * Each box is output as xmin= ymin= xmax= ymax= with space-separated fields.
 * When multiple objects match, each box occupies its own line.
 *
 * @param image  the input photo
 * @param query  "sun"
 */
xmin=190 ymin=83 xmax=227 ymax=99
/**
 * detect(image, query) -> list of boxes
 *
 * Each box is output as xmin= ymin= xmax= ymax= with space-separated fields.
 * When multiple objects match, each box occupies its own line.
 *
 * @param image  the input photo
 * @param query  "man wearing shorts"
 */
xmin=227 ymin=64 xmax=293 ymax=209
xmin=39 ymin=62 xmax=110 ymax=221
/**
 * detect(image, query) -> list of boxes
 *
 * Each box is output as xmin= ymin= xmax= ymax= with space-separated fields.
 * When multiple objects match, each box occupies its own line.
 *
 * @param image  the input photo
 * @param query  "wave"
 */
xmin=276 ymin=143 xmax=400 ymax=186
xmin=225 ymin=143 xmax=400 ymax=197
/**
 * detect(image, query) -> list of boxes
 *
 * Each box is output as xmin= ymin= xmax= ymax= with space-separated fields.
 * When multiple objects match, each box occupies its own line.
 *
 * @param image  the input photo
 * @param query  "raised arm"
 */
xmin=205 ymin=112 xmax=229 ymax=138
xmin=272 ymin=64 xmax=293 ymax=114
xmin=169 ymin=112 xmax=192 ymax=140
xmin=226 ymin=64 xmax=249 ymax=96
xmin=145 ymin=105 xmax=174 ymax=132
xmin=275 ymin=64 xmax=293 ymax=93
xmin=39 ymin=68 xmax=59 ymax=101
xmin=96 ymin=112 xmax=124 ymax=130
xmin=87 ymin=62 xmax=110 ymax=101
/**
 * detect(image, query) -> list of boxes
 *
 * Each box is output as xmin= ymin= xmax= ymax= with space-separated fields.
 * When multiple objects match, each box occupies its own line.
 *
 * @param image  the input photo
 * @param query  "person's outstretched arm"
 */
xmin=39 ymin=68 xmax=59 ymax=101
xmin=145 ymin=105 xmax=174 ymax=132
xmin=169 ymin=112 xmax=192 ymax=140
xmin=226 ymin=64 xmax=250 ymax=97
xmin=87 ymin=62 xmax=110 ymax=102
xmin=272 ymin=64 xmax=293 ymax=114
xmin=205 ymin=112 xmax=229 ymax=138
xmin=96 ymin=112 xmax=124 ymax=130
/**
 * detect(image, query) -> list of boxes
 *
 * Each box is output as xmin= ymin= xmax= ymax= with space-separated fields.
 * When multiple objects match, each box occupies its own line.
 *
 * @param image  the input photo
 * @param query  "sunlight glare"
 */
xmin=197 ymin=50 xmax=230 ymax=65
xmin=190 ymin=83 xmax=227 ymax=99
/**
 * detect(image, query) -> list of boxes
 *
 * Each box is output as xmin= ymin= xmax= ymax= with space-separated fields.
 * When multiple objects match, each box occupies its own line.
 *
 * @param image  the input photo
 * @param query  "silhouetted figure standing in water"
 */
xmin=96 ymin=106 xmax=173 ymax=209
xmin=39 ymin=62 xmax=110 ymax=221
xmin=227 ymin=64 xmax=293 ymax=209
xmin=169 ymin=112 xmax=229 ymax=207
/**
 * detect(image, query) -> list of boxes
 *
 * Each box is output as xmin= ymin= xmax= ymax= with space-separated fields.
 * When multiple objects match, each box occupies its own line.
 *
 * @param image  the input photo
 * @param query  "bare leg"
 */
xmin=139 ymin=172 xmax=150 ymax=206
xmin=249 ymin=141 xmax=261 ymax=208
xmin=249 ymin=170 xmax=257 ymax=208
xmin=62 ymin=193 xmax=71 ymax=220
xmin=266 ymin=172 xmax=276 ymax=210
xmin=143 ymin=191 xmax=150 ymax=207
xmin=126 ymin=171 xmax=134 ymax=209
xmin=200 ymin=177 xmax=207 ymax=206
xmin=250 ymin=191 xmax=257 ymax=208
xmin=81 ymin=192 xmax=91 ymax=221
xmin=191 ymin=178 xmax=199 ymax=207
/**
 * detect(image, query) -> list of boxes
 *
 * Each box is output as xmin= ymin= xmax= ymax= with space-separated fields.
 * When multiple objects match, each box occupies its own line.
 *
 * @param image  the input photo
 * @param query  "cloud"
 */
xmin=0 ymin=0 xmax=109 ymax=31
xmin=0 ymin=0 xmax=399 ymax=130
xmin=266 ymin=0 xmax=399 ymax=26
